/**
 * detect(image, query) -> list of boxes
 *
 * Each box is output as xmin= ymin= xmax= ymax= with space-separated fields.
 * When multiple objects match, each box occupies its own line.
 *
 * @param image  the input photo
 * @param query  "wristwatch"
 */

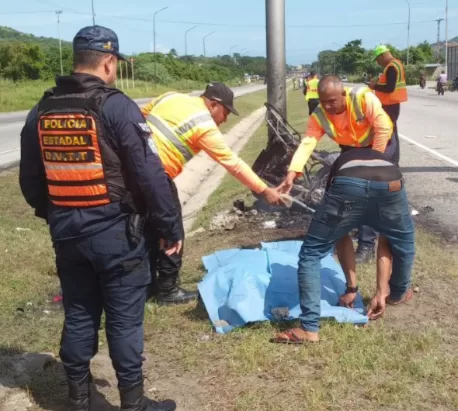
xmin=345 ymin=285 xmax=359 ymax=294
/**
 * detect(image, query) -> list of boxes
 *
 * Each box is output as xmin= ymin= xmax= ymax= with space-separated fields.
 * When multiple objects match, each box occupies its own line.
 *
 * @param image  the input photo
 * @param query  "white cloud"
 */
xmin=149 ymin=42 xmax=171 ymax=53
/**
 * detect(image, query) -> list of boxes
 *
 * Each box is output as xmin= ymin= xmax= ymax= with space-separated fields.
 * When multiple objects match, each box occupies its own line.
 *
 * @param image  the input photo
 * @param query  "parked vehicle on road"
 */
xmin=448 ymin=77 xmax=458 ymax=92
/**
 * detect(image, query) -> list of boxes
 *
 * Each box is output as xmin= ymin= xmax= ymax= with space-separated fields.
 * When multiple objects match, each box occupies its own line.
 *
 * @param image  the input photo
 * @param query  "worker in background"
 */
xmin=269 ymin=76 xmax=413 ymax=343
xmin=299 ymin=76 xmax=304 ymax=90
xmin=370 ymin=44 xmax=407 ymax=165
xmin=141 ymin=83 xmax=282 ymax=305
xmin=292 ymin=76 xmax=297 ymax=90
xmin=360 ymin=45 xmax=408 ymax=264
xmin=19 ymin=25 xmax=180 ymax=411
xmin=304 ymin=71 xmax=320 ymax=116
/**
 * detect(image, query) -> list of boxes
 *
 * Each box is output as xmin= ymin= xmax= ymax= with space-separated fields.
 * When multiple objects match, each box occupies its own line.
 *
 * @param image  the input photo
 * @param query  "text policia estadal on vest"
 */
xmin=289 ymin=86 xmax=393 ymax=173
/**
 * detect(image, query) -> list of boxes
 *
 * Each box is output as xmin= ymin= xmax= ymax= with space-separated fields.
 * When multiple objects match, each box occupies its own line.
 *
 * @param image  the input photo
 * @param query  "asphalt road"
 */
xmin=0 ymin=83 xmax=266 ymax=169
xmin=396 ymin=85 xmax=458 ymax=240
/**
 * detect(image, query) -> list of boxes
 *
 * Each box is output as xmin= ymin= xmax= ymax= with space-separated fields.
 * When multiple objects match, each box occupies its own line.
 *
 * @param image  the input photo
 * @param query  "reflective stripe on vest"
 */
xmin=312 ymin=86 xmax=374 ymax=146
xmin=38 ymin=114 xmax=110 ymax=207
xmin=146 ymin=114 xmax=194 ymax=162
xmin=146 ymin=94 xmax=214 ymax=166
xmin=375 ymin=59 xmax=408 ymax=105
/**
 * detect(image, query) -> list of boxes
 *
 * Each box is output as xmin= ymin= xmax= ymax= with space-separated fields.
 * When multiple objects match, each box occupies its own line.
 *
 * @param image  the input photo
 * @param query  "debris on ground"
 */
xmin=209 ymin=210 xmax=239 ymax=231
xmin=413 ymin=286 xmax=420 ymax=293
xmin=209 ymin=199 xmax=313 ymax=233
xmin=422 ymin=205 xmax=435 ymax=213
xmin=411 ymin=209 xmax=420 ymax=216
xmin=262 ymin=220 xmax=277 ymax=229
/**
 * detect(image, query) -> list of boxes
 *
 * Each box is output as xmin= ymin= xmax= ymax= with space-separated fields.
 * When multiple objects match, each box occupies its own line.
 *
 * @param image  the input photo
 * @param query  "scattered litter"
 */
xmin=209 ymin=211 xmax=238 ymax=231
xmin=411 ymin=209 xmax=420 ymax=216
xmin=43 ymin=310 xmax=51 ymax=315
xmin=262 ymin=220 xmax=277 ymax=229
xmin=233 ymin=199 xmax=245 ymax=212
xmin=16 ymin=307 xmax=25 ymax=314
xmin=148 ymin=387 xmax=158 ymax=393
xmin=234 ymin=209 xmax=244 ymax=217
xmin=413 ymin=286 xmax=420 ymax=293
xmin=246 ymin=209 xmax=258 ymax=216
xmin=424 ymin=135 xmax=437 ymax=139
xmin=26 ymin=302 xmax=33 ymax=307
xmin=224 ymin=221 xmax=236 ymax=230
xmin=271 ymin=307 xmax=290 ymax=320
xmin=15 ymin=227 xmax=31 ymax=232
xmin=199 ymin=334 xmax=212 ymax=342
xmin=422 ymin=206 xmax=434 ymax=213
xmin=214 ymin=319 xmax=229 ymax=328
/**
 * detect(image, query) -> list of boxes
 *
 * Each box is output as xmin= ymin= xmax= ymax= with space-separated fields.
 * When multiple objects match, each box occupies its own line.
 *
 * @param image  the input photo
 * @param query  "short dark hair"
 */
xmin=310 ymin=71 xmax=317 ymax=76
xmin=318 ymin=75 xmax=343 ymax=93
xmin=73 ymin=50 xmax=108 ymax=70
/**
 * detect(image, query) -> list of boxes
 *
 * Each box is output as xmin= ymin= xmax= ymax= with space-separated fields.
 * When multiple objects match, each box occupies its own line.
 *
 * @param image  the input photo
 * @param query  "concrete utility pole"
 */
xmin=153 ymin=6 xmax=168 ymax=88
xmin=153 ymin=6 xmax=168 ymax=54
xmin=55 ymin=10 xmax=63 ymax=76
xmin=404 ymin=0 xmax=411 ymax=65
xmin=265 ymin=0 xmax=286 ymax=126
xmin=203 ymin=31 xmax=215 ymax=57
xmin=91 ymin=0 xmax=96 ymax=25
xmin=445 ymin=0 xmax=449 ymax=75
xmin=184 ymin=25 xmax=197 ymax=56
xmin=436 ymin=18 xmax=444 ymax=62
xmin=229 ymin=45 xmax=238 ymax=64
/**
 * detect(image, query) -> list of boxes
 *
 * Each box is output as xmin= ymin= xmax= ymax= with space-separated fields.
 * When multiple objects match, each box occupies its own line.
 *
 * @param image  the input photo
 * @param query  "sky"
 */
xmin=1 ymin=0 xmax=457 ymax=65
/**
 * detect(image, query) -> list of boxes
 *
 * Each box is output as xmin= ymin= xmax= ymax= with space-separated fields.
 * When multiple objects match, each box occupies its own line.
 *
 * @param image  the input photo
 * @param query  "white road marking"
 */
xmin=0 ymin=148 xmax=20 ymax=155
xmin=399 ymin=133 xmax=458 ymax=167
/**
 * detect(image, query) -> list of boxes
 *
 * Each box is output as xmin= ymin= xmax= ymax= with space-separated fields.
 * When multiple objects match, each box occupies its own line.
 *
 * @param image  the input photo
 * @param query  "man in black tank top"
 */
xmin=272 ymin=148 xmax=415 ymax=344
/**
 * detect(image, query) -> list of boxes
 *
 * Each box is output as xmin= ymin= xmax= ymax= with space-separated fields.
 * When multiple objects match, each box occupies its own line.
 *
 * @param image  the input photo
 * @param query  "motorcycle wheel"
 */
xmin=449 ymin=85 xmax=456 ymax=92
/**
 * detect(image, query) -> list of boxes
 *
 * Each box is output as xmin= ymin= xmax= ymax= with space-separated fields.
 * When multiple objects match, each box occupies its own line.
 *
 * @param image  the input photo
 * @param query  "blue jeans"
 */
xmin=298 ymin=177 xmax=415 ymax=332
xmin=357 ymin=132 xmax=400 ymax=249
xmin=55 ymin=218 xmax=150 ymax=387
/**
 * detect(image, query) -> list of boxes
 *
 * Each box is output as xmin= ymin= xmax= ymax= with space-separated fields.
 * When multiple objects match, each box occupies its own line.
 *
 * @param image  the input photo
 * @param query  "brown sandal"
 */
xmin=386 ymin=289 xmax=414 ymax=305
xmin=270 ymin=328 xmax=319 ymax=344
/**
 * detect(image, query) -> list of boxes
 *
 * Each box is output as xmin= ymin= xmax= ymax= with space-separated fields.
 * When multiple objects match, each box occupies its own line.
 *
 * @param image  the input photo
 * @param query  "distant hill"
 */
xmin=0 ymin=26 xmax=71 ymax=50
xmin=431 ymin=36 xmax=458 ymax=48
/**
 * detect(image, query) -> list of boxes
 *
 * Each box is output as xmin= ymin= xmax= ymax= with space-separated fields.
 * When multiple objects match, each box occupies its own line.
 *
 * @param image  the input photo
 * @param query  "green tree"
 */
xmin=0 ymin=42 xmax=46 ymax=81
xmin=338 ymin=40 xmax=366 ymax=74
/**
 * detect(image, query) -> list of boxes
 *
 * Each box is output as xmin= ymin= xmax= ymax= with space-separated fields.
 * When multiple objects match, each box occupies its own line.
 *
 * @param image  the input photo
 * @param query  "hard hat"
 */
xmin=373 ymin=44 xmax=390 ymax=60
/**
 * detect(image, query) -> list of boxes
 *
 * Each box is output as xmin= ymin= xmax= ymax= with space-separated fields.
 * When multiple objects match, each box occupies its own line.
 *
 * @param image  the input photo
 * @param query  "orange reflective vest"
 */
xmin=306 ymin=78 xmax=319 ymax=101
xmin=312 ymin=86 xmax=384 ymax=147
xmin=37 ymin=80 xmax=126 ymax=207
xmin=375 ymin=59 xmax=408 ymax=105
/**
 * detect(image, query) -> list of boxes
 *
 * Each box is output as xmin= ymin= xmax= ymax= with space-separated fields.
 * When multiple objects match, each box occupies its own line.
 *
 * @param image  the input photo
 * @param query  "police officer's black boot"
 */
xmin=355 ymin=244 xmax=375 ymax=264
xmin=156 ymin=286 xmax=198 ymax=305
xmin=120 ymin=380 xmax=176 ymax=411
xmin=67 ymin=374 xmax=90 ymax=411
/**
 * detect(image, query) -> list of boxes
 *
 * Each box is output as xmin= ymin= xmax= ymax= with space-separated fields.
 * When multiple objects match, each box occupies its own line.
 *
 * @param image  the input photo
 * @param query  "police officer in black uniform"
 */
xmin=20 ymin=25 xmax=180 ymax=411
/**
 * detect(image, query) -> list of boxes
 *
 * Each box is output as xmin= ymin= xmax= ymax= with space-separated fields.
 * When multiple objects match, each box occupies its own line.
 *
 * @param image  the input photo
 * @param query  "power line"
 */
xmin=0 ymin=10 xmax=56 ymax=15
xmin=5 ymin=6 xmax=458 ymax=31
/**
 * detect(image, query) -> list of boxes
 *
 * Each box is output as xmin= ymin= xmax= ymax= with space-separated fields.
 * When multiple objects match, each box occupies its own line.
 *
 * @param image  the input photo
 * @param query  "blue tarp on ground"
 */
xmin=198 ymin=241 xmax=368 ymax=334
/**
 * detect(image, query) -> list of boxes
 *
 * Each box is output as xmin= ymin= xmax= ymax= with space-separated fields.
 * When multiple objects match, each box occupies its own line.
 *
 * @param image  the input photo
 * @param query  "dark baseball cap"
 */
xmin=73 ymin=25 xmax=126 ymax=61
xmin=203 ymin=82 xmax=239 ymax=115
